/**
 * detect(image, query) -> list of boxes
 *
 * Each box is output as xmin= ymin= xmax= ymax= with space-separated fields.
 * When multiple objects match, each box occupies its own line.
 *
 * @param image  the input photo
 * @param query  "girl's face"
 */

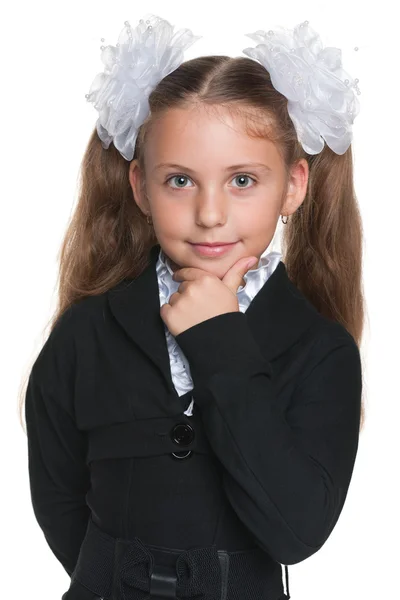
xmin=129 ymin=105 xmax=308 ymax=275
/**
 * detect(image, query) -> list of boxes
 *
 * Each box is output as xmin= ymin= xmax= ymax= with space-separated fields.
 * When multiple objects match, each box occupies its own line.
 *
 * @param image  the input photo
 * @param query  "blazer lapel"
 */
xmin=107 ymin=243 xmax=176 ymax=396
xmin=107 ymin=243 xmax=320 ymax=393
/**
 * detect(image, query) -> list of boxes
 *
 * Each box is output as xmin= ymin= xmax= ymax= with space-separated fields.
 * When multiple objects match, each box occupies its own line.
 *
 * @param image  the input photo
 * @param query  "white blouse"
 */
xmin=156 ymin=245 xmax=283 ymax=417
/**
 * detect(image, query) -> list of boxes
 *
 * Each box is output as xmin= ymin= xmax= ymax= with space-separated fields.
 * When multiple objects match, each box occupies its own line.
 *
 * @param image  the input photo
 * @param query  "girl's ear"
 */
xmin=129 ymin=160 xmax=150 ymax=215
xmin=280 ymin=158 xmax=309 ymax=217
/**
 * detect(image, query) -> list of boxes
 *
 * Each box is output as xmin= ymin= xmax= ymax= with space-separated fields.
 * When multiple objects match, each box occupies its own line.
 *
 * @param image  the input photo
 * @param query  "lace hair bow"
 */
xmin=242 ymin=20 xmax=361 ymax=155
xmin=85 ymin=15 xmax=202 ymax=161
xmin=85 ymin=15 xmax=361 ymax=160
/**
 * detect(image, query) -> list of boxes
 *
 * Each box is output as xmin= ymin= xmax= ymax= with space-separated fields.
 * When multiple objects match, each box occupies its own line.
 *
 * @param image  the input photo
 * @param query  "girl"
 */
xmin=21 ymin=14 xmax=365 ymax=600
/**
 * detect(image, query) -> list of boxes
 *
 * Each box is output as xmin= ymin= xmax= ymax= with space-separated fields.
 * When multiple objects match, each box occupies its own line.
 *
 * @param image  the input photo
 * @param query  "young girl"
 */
xmin=22 ymin=14 xmax=365 ymax=600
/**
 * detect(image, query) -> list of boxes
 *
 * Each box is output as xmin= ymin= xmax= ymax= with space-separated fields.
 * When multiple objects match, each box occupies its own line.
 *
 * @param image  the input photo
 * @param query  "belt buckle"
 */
xmin=149 ymin=563 xmax=178 ymax=599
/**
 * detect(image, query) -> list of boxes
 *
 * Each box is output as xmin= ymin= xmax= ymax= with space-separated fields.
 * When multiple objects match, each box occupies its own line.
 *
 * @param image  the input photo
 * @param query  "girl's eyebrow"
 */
xmin=153 ymin=162 xmax=272 ymax=174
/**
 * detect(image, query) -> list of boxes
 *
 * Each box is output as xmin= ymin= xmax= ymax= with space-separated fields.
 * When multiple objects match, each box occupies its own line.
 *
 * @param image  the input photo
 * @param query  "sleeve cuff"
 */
xmin=174 ymin=311 xmax=271 ymax=383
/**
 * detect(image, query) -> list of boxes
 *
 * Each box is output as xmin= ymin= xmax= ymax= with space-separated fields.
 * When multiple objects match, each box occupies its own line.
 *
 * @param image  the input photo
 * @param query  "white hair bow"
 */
xmin=242 ymin=20 xmax=361 ymax=155
xmin=85 ymin=14 xmax=202 ymax=161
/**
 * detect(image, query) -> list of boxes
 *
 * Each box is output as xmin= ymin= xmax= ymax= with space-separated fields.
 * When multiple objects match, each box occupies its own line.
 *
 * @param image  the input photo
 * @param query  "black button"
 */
xmin=170 ymin=422 xmax=195 ymax=446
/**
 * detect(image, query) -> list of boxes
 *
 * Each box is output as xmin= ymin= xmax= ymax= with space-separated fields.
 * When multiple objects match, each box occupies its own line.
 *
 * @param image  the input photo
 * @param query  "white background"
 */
xmin=2 ymin=1 xmax=398 ymax=599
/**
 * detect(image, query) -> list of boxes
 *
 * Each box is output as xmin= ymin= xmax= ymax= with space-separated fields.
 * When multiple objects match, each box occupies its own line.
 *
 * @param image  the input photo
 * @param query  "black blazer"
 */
xmin=25 ymin=243 xmax=362 ymax=595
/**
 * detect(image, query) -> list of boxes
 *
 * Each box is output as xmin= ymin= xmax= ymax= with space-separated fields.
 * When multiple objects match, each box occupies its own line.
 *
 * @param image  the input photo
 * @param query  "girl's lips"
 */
xmin=190 ymin=242 xmax=237 ymax=257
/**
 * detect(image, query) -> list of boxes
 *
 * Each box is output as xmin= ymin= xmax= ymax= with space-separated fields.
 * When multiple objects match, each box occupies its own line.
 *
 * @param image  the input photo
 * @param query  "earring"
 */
xmin=146 ymin=214 xmax=153 ymax=226
xmin=281 ymin=215 xmax=288 ymax=224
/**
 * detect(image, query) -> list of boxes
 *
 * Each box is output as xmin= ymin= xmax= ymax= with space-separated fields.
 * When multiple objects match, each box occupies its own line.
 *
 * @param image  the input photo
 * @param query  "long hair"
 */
xmin=18 ymin=55 xmax=366 ymax=430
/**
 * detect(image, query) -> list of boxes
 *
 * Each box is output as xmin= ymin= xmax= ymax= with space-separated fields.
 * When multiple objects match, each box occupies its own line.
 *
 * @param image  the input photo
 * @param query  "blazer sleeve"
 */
xmin=175 ymin=311 xmax=362 ymax=566
xmin=25 ymin=307 xmax=91 ymax=577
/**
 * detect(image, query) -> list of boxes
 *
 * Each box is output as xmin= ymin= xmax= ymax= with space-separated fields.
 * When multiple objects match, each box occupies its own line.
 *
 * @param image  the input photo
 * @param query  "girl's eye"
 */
xmin=166 ymin=175 xmax=194 ymax=189
xmin=165 ymin=173 xmax=257 ymax=190
xmin=231 ymin=174 xmax=256 ymax=189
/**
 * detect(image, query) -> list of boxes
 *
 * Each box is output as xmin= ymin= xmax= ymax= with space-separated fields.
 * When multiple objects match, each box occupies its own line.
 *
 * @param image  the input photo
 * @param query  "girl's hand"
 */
xmin=159 ymin=256 xmax=258 ymax=337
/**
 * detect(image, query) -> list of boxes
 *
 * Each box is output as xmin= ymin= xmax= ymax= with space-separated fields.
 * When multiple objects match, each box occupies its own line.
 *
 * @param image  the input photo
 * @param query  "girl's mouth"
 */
xmin=189 ymin=242 xmax=238 ymax=257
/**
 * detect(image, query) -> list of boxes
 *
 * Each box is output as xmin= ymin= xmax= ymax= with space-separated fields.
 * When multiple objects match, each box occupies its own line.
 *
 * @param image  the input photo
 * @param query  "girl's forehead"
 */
xmin=150 ymin=104 xmax=259 ymax=133
xmin=145 ymin=106 xmax=280 ymax=165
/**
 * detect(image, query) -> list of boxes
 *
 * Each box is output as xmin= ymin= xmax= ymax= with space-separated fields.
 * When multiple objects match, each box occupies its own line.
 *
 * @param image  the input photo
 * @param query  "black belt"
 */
xmin=68 ymin=518 xmax=290 ymax=600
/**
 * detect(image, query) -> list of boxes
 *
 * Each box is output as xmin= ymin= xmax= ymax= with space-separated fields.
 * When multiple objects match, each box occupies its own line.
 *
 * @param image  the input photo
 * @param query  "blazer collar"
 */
xmin=107 ymin=243 xmax=320 ymax=396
